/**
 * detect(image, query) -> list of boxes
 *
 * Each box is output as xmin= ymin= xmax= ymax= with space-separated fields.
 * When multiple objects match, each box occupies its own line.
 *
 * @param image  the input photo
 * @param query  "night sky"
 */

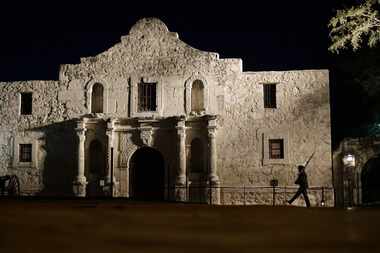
xmin=0 ymin=2 xmax=375 ymax=148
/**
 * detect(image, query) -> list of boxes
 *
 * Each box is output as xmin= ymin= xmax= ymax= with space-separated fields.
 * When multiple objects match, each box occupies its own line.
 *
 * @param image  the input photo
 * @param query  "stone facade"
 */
xmin=0 ymin=18 xmax=333 ymax=206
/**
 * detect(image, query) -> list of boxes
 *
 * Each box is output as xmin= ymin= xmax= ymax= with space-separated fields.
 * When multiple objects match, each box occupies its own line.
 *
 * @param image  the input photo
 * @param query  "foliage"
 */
xmin=329 ymin=0 xmax=380 ymax=53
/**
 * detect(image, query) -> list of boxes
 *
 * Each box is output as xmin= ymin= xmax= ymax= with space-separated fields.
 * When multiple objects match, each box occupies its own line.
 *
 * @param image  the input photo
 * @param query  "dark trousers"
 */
xmin=288 ymin=187 xmax=310 ymax=207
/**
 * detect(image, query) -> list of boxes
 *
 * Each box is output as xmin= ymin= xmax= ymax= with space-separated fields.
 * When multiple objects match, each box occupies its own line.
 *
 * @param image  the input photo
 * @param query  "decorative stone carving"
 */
xmin=119 ymin=133 xmax=129 ymax=167
xmin=140 ymin=127 xmax=153 ymax=147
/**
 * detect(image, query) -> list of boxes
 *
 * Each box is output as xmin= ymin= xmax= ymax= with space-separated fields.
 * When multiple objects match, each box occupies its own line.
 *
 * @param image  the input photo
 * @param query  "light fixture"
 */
xmin=342 ymin=154 xmax=356 ymax=167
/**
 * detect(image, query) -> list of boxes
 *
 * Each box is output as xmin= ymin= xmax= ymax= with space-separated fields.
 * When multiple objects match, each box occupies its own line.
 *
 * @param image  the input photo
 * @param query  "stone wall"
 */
xmin=0 ymin=80 xmax=76 ymax=194
xmin=217 ymin=70 xmax=332 ymax=189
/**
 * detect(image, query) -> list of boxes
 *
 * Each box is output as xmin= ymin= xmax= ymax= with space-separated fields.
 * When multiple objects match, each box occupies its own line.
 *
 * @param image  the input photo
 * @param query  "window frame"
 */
xmin=262 ymin=131 xmax=289 ymax=165
xmin=269 ymin=139 xmax=284 ymax=159
xmin=19 ymin=144 xmax=32 ymax=163
xmin=20 ymin=92 xmax=33 ymax=115
xmin=263 ymin=83 xmax=277 ymax=109
xmin=138 ymin=81 xmax=157 ymax=112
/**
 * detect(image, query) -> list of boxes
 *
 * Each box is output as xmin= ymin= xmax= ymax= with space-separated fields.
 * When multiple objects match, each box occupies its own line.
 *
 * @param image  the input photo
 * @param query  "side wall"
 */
xmin=217 ymin=70 xmax=333 ymax=206
xmin=0 ymin=81 xmax=77 ymax=195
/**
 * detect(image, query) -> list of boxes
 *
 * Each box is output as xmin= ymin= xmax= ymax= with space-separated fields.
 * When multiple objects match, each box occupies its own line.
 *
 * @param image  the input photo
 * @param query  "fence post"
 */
xmin=270 ymin=179 xmax=278 ymax=206
xmin=321 ymin=187 xmax=325 ymax=207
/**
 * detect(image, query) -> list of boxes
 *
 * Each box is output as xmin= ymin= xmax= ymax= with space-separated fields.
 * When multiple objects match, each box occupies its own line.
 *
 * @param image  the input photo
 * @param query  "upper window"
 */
xmin=191 ymin=80 xmax=205 ymax=113
xmin=263 ymin=84 xmax=277 ymax=108
xmin=20 ymin=92 xmax=32 ymax=115
xmin=138 ymin=81 xmax=157 ymax=112
xmin=269 ymin=139 xmax=284 ymax=159
xmin=91 ymin=83 xmax=104 ymax=113
xmin=19 ymin=144 xmax=32 ymax=163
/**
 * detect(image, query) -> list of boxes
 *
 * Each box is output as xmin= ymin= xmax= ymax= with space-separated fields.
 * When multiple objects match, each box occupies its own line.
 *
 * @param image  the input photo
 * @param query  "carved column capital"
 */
xmin=208 ymin=127 xmax=217 ymax=139
xmin=75 ymin=128 xmax=87 ymax=141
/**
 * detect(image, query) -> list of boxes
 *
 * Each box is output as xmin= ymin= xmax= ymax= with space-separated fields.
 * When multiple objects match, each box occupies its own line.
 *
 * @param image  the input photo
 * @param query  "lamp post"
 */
xmin=342 ymin=154 xmax=356 ymax=207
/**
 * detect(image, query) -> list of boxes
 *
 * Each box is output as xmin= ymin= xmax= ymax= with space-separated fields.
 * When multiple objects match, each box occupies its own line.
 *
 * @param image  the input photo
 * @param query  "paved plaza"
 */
xmin=0 ymin=200 xmax=379 ymax=253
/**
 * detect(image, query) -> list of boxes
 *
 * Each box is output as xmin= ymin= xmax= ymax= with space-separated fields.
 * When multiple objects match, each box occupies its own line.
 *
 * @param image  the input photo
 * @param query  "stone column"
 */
xmin=105 ymin=128 xmax=113 ymax=197
xmin=175 ymin=117 xmax=187 ymax=201
xmin=208 ymin=128 xmax=219 ymax=183
xmin=73 ymin=126 xmax=88 ymax=197
xmin=208 ymin=115 xmax=220 ymax=204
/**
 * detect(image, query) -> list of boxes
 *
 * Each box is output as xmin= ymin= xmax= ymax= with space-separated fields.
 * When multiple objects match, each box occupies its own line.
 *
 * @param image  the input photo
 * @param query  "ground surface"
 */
xmin=0 ymin=200 xmax=379 ymax=253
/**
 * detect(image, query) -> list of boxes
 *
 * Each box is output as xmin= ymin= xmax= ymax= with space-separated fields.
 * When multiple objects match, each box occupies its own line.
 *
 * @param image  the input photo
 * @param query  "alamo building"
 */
xmin=0 ymin=18 xmax=333 ymax=206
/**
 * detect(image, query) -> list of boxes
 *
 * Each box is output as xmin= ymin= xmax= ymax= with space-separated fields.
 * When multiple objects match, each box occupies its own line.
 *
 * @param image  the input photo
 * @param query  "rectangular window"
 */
xmin=269 ymin=139 xmax=284 ymax=159
xmin=263 ymin=84 xmax=276 ymax=108
xmin=20 ymin=92 xmax=33 ymax=115
xmin=138 ymin=82 xmax=157 ymax=112
xmin=19 ymin=144 xmax=32 ymax=163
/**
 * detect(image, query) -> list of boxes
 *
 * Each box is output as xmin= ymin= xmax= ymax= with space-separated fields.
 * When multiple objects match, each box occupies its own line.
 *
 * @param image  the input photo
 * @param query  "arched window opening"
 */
xmin=191 ymin=80 xmax=204 ymax=113
xmin=91 ymin=83 xmax=104 ymax=113
xmin=190 ymin=138 xmax=204 ymax=173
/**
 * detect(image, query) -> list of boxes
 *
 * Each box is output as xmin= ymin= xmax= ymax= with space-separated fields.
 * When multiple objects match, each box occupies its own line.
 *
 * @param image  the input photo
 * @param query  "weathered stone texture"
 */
xmin=218 ymin=70 xmax=332 ymax=189
xmin=0 ymin=18 xmax=333 ymax=205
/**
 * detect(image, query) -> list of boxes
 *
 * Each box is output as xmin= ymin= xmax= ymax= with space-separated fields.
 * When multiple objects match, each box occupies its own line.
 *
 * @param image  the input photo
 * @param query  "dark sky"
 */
xmin=0 ymin=2 xmax=371 ymax=147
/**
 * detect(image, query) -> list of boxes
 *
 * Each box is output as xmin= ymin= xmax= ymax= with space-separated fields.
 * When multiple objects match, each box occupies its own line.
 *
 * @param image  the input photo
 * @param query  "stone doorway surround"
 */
xmin=73 ymin=115 xmax=221 ymax=204
xmin=129 ymin=146 xmax=165 ymax=200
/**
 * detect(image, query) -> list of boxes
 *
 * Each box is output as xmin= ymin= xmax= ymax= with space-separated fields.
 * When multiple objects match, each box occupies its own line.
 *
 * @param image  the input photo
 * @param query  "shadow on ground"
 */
xmin=0 ymin=200 xmax=379 ymax=253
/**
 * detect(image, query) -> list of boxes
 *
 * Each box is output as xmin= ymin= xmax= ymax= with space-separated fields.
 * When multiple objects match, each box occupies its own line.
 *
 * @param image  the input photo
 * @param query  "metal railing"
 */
xmin=124 ymin=185 xmax=334 ymax=207
xmin=1 ymin=184 xmax=338 ymax=207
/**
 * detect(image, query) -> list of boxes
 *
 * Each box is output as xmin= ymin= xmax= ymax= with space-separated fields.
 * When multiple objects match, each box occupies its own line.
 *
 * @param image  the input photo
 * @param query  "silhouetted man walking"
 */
xmin=287 ymin=165 xmax=310 ymax=208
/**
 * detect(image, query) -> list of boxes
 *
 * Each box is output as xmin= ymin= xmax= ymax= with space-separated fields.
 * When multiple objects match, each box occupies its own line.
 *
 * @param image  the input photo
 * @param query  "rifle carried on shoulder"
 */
xmin=304 ymin=151 xmax=316 ymax=170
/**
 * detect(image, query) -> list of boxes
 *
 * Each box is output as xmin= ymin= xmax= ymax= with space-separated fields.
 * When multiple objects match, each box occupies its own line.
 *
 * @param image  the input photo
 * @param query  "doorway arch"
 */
xmin=361 ymin=156 xmax=380 ymax=204
xmin=129 ymin=147 xmax=165 ymax=201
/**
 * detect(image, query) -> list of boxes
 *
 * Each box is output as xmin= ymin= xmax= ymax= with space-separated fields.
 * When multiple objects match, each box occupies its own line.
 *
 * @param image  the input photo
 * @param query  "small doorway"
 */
xmin=129 ymin=147 xmax=165 ymax=201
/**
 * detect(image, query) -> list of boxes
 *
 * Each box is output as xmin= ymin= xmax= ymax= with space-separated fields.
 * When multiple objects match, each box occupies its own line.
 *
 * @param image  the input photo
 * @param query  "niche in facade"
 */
xmin=191 ymin=80 xmax=205 ymax=113
xmin=190 ymin=138 xmax=205 ymax=173
xmin=87 ymin=139 xmax=105 ymax=197
xmin=91 ymin=83 xmax=104 ymax=113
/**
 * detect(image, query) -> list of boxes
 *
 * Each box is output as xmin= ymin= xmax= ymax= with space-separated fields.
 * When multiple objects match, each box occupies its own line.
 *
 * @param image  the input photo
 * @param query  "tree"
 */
xmin=329 ymin=0 xmax=380 ymax=53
